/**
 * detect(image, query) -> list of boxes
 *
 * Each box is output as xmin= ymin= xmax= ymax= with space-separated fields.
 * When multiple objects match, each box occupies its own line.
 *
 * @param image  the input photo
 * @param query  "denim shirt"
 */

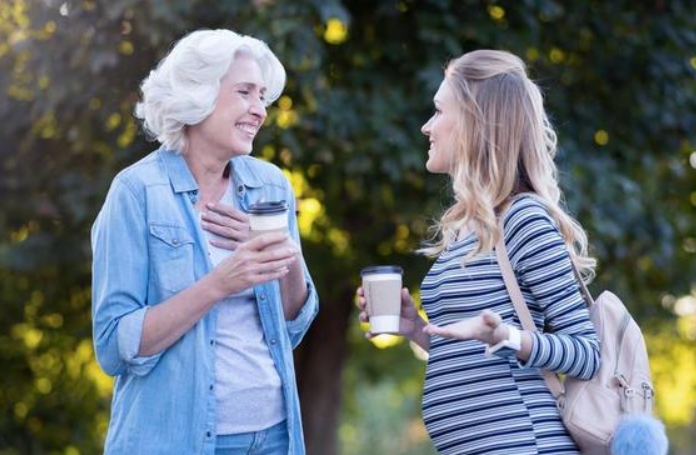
xmin=91 ymin=148 xmax=319 ymax=455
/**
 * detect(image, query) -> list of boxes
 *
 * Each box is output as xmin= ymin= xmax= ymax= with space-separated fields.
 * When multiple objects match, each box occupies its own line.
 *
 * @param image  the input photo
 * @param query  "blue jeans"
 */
xmin=215 ymin=420 xmax=289 ymax=455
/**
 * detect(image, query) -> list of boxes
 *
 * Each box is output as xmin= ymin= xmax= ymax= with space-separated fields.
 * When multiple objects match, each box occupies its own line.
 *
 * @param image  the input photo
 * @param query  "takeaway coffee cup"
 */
xmin=360 ymin=265 xmax=403 ymax=334
xmin=248 ymin=200 xmax=289 ymax=238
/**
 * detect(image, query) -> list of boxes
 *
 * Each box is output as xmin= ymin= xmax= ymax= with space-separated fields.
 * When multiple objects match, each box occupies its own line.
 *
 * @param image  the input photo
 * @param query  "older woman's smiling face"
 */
xmin=187 ymin=53 xmax=267 ymax=157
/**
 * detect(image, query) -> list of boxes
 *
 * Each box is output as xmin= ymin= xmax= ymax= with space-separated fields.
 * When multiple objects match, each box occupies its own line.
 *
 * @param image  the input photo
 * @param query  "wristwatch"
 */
xmin=485 ymin=325 xmax=522 ymax=359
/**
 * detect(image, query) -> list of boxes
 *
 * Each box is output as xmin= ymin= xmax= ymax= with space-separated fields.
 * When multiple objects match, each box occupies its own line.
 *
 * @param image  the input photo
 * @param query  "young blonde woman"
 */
xmin=356 ymin=50 xmax=601 ymax=454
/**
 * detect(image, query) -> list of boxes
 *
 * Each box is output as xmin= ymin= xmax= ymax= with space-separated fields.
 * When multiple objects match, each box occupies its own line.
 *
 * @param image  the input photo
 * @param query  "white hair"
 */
xmin=135 ymin=29 xmax=286 ymax=153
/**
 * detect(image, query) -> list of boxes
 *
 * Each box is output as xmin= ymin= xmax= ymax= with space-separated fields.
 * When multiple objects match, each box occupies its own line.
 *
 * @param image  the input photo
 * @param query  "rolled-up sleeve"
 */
xmin=283 ymin=182 xmax=319 ymax=348
xmin=505 ymin=200 xmax=600 ymax=380
xmin=285 ymin=278 xmax=319 ymax=348
xmin=91 ymin=177 xmax=162 ymax=377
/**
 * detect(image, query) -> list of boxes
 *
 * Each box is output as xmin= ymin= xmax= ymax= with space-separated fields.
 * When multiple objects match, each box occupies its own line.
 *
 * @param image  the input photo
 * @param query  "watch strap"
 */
xmin=507 ymin=324 xmax=521 ymax=348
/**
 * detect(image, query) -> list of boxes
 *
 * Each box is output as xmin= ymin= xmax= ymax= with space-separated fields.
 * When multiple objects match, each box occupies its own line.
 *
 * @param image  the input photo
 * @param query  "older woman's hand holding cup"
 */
xmin=247 ymin=200 xmax=298 ymax=254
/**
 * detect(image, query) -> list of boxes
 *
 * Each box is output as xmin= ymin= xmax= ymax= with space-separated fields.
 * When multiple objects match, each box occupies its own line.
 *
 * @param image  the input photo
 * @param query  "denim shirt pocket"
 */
xmin=149 ymin=223 xmax=196 ymax=295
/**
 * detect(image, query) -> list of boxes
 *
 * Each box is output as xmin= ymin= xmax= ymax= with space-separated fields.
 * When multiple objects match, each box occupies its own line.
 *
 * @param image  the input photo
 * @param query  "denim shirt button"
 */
xmin=237 ymin=185 xmax=244 ymax=194
xmin=259 ymin=295 xmax=266 ymax=301
xmin=270 ymin=339 xmax=277 ymax=345
xmin=206 ymin=431 xmax=212 ymax=438
xmin=172 ymin=239 xmax=179 ymax=246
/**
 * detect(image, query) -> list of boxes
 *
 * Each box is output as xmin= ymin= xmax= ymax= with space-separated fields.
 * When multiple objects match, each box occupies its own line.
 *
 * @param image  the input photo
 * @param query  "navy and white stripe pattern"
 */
xmin=421 ymin=196 xmax=600 ymax=455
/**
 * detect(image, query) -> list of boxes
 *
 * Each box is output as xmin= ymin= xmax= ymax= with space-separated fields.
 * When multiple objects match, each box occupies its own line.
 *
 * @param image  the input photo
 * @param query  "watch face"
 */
xmin=490 ymin=345 xmax=518 ymax=359
xmin=485 ymin=339 xmax=519 ymax=359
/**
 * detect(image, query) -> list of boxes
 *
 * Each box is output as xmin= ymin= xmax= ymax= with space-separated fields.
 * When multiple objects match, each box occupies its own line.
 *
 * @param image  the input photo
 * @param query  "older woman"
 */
xmin=91 ymin=29 xmax=318 ymax=455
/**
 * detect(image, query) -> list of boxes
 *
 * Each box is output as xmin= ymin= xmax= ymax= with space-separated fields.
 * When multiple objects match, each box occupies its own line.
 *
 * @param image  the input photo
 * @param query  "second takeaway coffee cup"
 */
xmin=360 ymin=265 xmax=403 ymax=334
xmin=248 ymin=200 xmax=289 ymax=238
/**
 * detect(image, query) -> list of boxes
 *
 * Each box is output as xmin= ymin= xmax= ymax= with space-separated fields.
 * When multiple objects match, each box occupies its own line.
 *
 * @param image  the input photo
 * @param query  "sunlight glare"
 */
xmin=324 ymin=18 xmax=347 ymax=45
xmin=370 ymin=334 xmax=402 ymax=349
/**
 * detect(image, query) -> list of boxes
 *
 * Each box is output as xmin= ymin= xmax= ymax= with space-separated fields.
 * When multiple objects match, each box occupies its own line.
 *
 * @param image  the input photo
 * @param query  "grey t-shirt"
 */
xmin=202 ymin=181 xmax=285 ymax=434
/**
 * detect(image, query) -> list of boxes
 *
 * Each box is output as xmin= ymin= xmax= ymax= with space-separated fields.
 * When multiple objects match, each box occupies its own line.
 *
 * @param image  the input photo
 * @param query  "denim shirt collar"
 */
xmin=230 ymin=155 xmax=263 ymax=190
xmin=158 ymin=147 xmax=263 ymax=193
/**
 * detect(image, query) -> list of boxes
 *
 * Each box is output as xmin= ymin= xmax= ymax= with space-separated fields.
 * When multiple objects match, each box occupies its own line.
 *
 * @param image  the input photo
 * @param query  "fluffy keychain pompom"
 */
xmin=611 ymin=414 xmax=669 ymax=455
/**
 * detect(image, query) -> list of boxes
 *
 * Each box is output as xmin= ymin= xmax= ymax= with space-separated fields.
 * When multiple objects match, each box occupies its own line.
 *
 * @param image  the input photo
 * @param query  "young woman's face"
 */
xmin=187 ymin=54 xmax=267 ymax=156
xmin=421 ymin=79 xmax=458 ymax=175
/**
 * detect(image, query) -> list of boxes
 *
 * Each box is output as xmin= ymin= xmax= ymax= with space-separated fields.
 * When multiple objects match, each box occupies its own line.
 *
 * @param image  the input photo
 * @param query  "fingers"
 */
xmin=422 ymin=323 xmax=441 ymax=336
xmin=212 ymin=233 xmax=299 ymax=295
xmin=480 ymin=309 xmax=502 ymax=329
xmin=249 ymin=263 xmax=291 ymax=285
xmin=422 ymin=318 xmax=477 ymax=340
xmin=227 ymin=238 xmax=297 ymax=274
xmin=357 ymin=310 xmax=369 ymax=323
xmin=239 ymin=253 xmax=295 ymax=287
xmin=423 ymin=311 xmax=503 ymax=343
xmin=252 ymin=248 xmax=297 ymax=275
xmin=201 ymin=209 xmax=249 ymax=230
xmin=205 ymin=203 xmax=249 ymax=223
xmin=354 ymin=287 xmax=372 ymax=338
xmin=244 ymin=231 xmax=291 ymax=251
xmin=425 ymin=323 xmax=469 ymax=341
xmin=201 ymin=204 xmax=250 ymax=244
xmin=201 ymin=218 xmax=248 ymax=240
xmin=354 ymin=287 xmax=366 ymax=310
xmin=208 ymin=238 xmax=241 ymax=250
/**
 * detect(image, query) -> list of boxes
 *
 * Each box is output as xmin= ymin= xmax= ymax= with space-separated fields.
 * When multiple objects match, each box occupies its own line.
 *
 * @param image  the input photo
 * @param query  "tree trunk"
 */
xmin=295 ymin=288 xmax=354 ymax=455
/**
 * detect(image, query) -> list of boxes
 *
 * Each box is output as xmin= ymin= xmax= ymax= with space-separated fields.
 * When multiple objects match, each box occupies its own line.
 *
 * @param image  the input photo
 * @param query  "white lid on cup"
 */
xmin=360 ymin=265 xmax=404 ymax=280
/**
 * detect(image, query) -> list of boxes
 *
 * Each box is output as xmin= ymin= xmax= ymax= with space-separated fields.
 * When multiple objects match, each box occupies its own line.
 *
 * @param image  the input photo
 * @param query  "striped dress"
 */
xmin=421 ymin=196 xmax=600 ymax=455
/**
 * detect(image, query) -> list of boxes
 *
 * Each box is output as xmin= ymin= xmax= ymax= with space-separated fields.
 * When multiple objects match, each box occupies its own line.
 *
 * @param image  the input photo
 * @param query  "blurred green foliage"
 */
xmin=1 ymin=0 xmax=696 ymax=454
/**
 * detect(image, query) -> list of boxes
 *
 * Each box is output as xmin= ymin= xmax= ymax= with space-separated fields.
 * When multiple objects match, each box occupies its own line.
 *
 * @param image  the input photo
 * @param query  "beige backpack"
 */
xmin=495 ymin=239 xmax=655 ymax=455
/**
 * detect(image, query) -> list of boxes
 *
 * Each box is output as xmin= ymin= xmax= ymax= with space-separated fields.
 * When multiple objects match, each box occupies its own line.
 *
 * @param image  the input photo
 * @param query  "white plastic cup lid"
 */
xmin=248 ymin=200 xmax=288 ymax=215
xmin=360 ymin=265 xmax=403 ymax=277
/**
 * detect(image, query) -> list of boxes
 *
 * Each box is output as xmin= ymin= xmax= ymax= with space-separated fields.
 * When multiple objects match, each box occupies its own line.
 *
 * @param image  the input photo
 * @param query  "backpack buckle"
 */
xmin=642 ymin=382 xmax=654 ymax=400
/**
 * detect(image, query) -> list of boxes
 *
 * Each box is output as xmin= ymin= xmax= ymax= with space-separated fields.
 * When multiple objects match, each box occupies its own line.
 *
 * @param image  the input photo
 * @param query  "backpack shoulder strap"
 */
xmin=498 ymin=194 xmax=595 ymax=307
xmin=495 ymin=230 xmax=566 ymax=399
xmin=571 ymin=263 xmax=595 ymax=307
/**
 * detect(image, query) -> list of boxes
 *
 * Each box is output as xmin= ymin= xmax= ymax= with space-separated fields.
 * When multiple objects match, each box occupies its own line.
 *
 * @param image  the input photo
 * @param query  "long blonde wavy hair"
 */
xmin=419 ymin=50 xmax=596 ymax=279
